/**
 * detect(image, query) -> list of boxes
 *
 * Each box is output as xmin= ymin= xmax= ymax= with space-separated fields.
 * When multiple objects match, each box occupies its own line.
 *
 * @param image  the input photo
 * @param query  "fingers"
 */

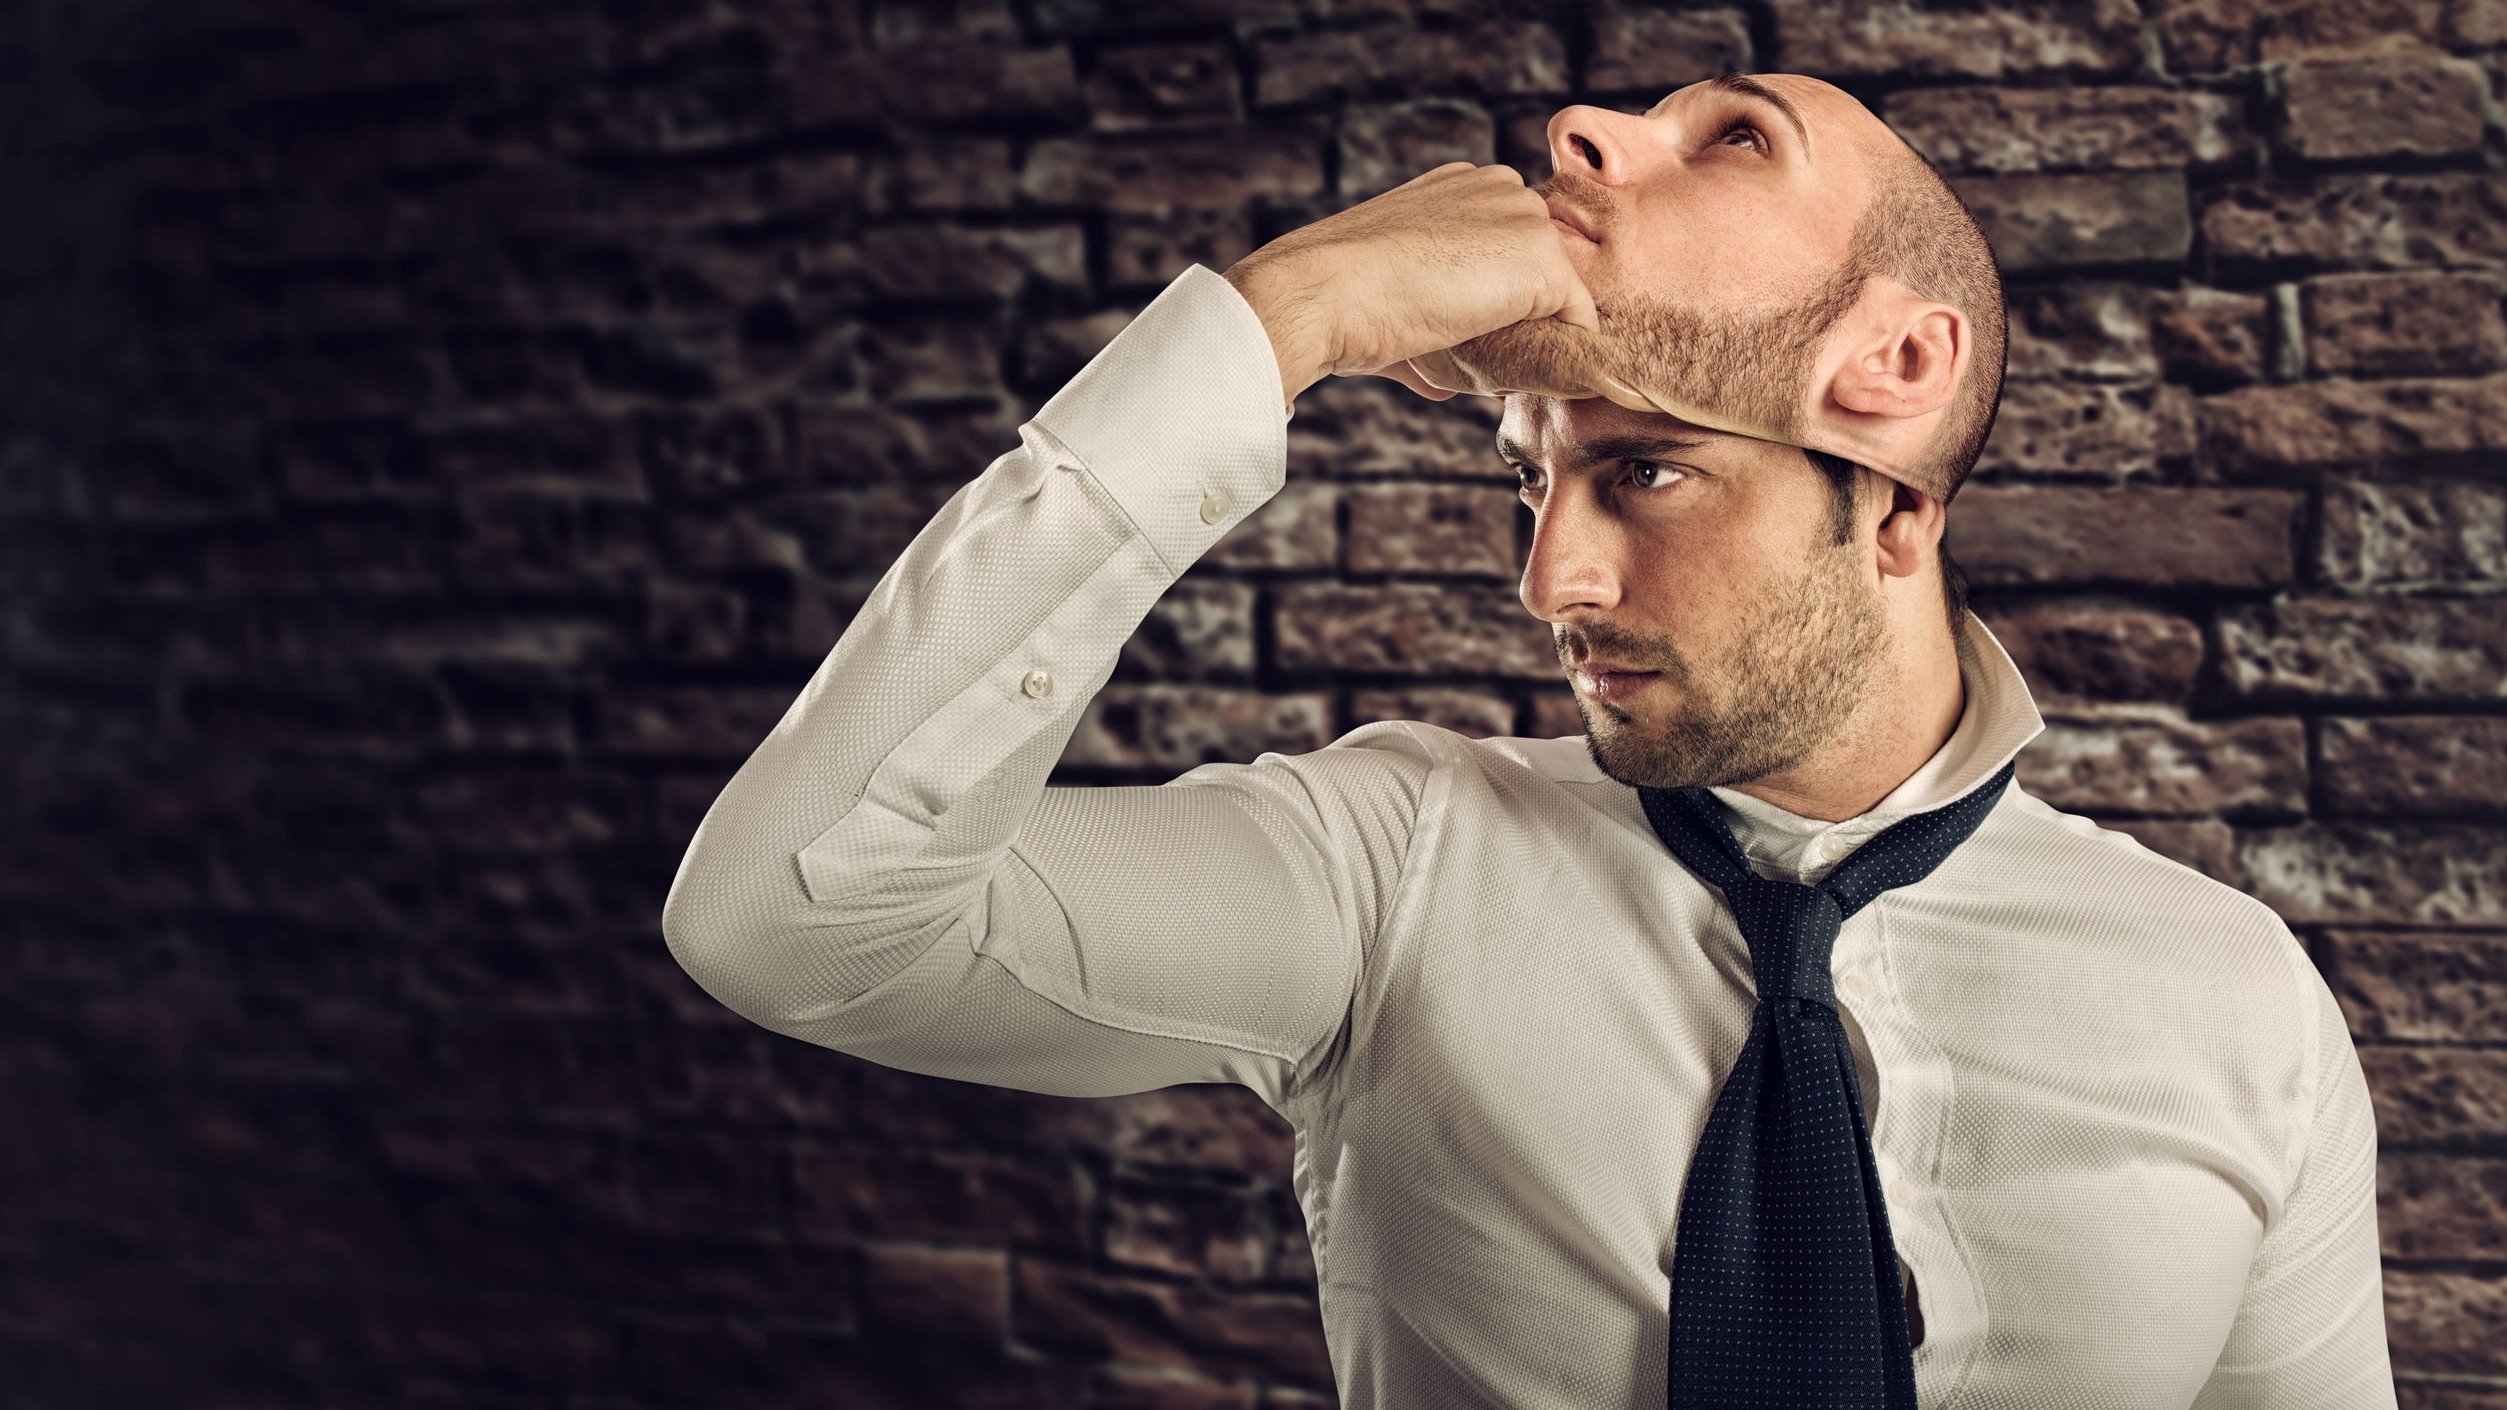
xmin=1553 ymin=267 xmax=1601 ymax=335
xmin=1359 ymin=358 xmax=1458 ymax=401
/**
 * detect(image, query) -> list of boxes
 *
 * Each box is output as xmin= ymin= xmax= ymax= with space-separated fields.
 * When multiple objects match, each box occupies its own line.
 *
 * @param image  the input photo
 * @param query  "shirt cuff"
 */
xmin=1030 ymin=262 xmax=1291 ymax=578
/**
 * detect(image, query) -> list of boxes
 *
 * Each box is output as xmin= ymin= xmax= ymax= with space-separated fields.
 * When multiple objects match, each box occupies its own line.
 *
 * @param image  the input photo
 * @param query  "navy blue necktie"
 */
xmin=1638 ymin=759 xmax=2014 ymax=1409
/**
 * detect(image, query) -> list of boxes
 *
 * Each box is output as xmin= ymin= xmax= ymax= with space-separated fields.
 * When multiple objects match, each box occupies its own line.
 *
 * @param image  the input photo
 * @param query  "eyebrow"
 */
xmin=1496 ymin=432 xmax=1717 ymax=472
xmin=1701 ymin=72 xmax=1811 ymax=158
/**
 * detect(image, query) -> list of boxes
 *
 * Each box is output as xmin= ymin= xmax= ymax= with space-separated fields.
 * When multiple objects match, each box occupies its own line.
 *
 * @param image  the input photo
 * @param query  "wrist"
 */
xmin=1223 ymin=256 xmax=1335 ymax=412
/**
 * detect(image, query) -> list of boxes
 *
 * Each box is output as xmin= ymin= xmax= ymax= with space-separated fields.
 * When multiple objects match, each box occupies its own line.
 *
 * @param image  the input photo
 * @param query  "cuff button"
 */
xmin=1021 ymin=668 xmax=1054 ymax=699
xmin=1198 ymin=486 xmax=1232 ymax=524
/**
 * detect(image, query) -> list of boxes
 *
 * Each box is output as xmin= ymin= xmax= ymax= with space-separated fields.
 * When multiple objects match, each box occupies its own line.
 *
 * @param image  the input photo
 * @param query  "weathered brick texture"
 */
xmin=4 ymin=0 xmax=2499 ymax=1403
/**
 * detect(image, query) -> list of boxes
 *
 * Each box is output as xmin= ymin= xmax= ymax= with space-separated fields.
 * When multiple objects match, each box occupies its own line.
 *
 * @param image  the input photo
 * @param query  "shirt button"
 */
xmin=1198 ymin=485 xmax=1232 ymax=524
xmin=1020 ymin=668 xmax=1053 ymax=699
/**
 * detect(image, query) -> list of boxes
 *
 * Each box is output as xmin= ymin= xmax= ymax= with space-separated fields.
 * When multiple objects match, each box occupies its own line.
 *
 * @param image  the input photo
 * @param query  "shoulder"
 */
xmin=1987 ymin=783 xmax=2295 ymax=941
xmin=1987 ymin=783 xmax=2319 ymax=1055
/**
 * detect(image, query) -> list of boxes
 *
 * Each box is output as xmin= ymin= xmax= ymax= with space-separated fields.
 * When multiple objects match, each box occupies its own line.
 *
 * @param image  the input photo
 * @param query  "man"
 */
xmin=661 ymin=72 xmax=2394 ymax=1409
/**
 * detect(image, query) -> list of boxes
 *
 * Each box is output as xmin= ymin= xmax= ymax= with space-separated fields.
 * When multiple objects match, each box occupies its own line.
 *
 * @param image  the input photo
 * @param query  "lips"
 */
xmin=1545 ymin=199 xmax=1598 ymax=243
xmin=1574 ymin=666 xmax=1661 ymax=703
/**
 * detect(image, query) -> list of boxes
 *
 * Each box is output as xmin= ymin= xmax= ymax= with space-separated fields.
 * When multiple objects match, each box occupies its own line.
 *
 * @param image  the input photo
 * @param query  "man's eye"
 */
xmin=1512 ymin=460 xmax=1687 ymax=493
xmin=1713 ymin=118 xmax=1766 ymax=152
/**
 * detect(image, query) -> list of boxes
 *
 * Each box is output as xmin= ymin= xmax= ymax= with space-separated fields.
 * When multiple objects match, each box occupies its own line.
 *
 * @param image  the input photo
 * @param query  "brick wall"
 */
xmin=3 ymin=0 xmax=2501 ymax=1405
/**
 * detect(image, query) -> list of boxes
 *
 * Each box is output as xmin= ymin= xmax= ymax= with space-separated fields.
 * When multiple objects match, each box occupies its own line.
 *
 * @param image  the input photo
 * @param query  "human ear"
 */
xmin=1872 ymin=478 xmax=1943 ymax=583
xmin=1830 ymin=297 xmax=1964 ymax=422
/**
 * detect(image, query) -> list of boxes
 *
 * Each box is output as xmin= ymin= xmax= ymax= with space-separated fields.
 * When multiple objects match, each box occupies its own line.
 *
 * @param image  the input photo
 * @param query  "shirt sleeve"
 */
xmin=2189 ymin=946 xmax=2397 ymax=1409
xmin=658 ymin=263 xmax=1432 ymax=1111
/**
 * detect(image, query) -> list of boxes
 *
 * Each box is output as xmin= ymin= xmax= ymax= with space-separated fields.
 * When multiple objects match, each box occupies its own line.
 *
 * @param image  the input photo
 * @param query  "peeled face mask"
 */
xmin=1394 ymin=254 xmax=1952 ymax=503
xmin=1404 ymin=341 xmax=1777 ymax=440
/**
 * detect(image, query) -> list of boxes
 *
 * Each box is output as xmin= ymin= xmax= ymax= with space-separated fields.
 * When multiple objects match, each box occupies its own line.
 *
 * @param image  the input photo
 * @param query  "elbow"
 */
xmin=658 ymin=855 xmax=803 ymax=1031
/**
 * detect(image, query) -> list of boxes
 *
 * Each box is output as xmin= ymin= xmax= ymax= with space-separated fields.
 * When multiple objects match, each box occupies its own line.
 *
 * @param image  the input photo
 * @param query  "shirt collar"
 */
xmin=1705 ymin=608 xmax=2045 ymax=844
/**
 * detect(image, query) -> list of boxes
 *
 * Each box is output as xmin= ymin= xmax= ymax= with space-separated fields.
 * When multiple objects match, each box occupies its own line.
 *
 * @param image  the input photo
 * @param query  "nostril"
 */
xmin=1571 ymin=134 xmax=1603 ymax=168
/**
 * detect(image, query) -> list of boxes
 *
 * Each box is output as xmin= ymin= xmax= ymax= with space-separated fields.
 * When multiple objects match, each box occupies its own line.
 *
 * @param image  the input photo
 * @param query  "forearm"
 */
xmin=659 ymin=265 xmax=1294 ymax=1033
xmin=1223 ymin=255 xmax=1337 ymax=414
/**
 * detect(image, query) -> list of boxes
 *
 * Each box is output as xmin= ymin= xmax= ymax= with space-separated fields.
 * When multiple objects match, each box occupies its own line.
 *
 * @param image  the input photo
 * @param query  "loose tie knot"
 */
xmin=1729 ymin=879 xmax=1844 ymax=1009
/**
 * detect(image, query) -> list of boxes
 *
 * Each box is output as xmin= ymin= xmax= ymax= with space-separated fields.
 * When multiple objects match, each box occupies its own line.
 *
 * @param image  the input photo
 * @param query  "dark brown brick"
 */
xmin=1953 ymin=170 xmax=2194 ymax=272
xmin=2450 ymin=0 xmax=2507 ymax=45
xmin=1351 ymin=687 xmax=1517 ymax=740
xmin=1889 ymin=85 xmax=2245 ymax=172
xmin=1586 ymin=10 xmax=1754 ymax=92
xmin=2150 ymin=0 xmax=2446 ymax=72
xmin=1103 ymin=1175 xmax=1268 ymax=1281
xmin=1205 ymin=481 xmax=1340 ymax=572
xmin=859 ymin=1242 xmax=1011 ymax=1341
xmin=1954 ymin=485 xmax=2298 ymax=587
xmin=2379 ymin=1153 xmax=2507 ymax=1261
xmin=2320 ymin=717 xmax=2507 ymax=816
xmin=1063 ymin=685 xmax=1336 ymax=771
xmin=2302 ymin=270 xmax=2507 ymax=378
xmin=1253 ymin=19 xmax=1568 ymax=107
xmin=1025 ymin=1085 xmax=1296 ymax=1174
xmin=1336 ymin=99 xmax=1495 ymax=200
xmin=2004 ymin=283 xmax=2159 ymax=381
xmin=1344 ymin=481 xmax=1515 ymax=578
xmin=2218 ymin=597 xmax=2507 ymax=701
xmin=791 ymin=1144 xmax=1088 ymax=1251
xmin=2278 ymin=53 xmax=2490 ymax=160
xmin=2388 ymin=1267 xmax=2507 ymax=1377
xmin=2199 ymin=374 xmax=2507 ymax=476
xmin=1287 ymin=378 xmax=1506 ymax=481
xmin=1020 ymin=128 xmax=1329 ymax=213
xmin=1974 ymin=600 xmax=2207 ymax=706
xmin=1085 ymin=42 xmax=1241 ymax=130
xmin=2329 ymin=929 xmax=2507 ymax=1041
xmin=1122 ymin=580 xmax=1259 ymax=682
xmin=798 ymin=40 xmax=1082 ymax=125
xmin=1092 ymin=1364 xmax=1263 ymax=1410
xmin=2018 ymin=712 xmax=2307 ymax=816
xmin=1273 ymin=580 xmax=1557 ymax=679
xmin=822 ymin=222 xmax=1087 ymax=302
xmin=2148 ymin=286 xmax=2271 ymax=385
xmin=1107 ymin=207 xmax=1259 ymax=289
xmin=860 ymin=313 xmax=1011 ymax=403
xmin=1773 ymin=0 xmax=2144 ymax=79
xmin=2200 ymin=172 xmax=2507 ymax=272
xmin=2362 ymin=1046 xmax=2507 ymax=1148
xmin=863 ymin=136 xmax=1018 ymax=214
xmin=2316 ymin=478 xmax=2507 ymax=587
xmin=1012 ymin=1259 xmax=1330 ymax=1386
xmin=1972 ymin=379 xmax=2185 ymax=479
xmin=2238 ymin=823 xmax=2507 ymax=925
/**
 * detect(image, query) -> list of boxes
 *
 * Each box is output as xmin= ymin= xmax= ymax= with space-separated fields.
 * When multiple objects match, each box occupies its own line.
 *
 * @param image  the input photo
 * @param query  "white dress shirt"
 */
xmin=661 ymin=263 xmax=2396 ymax=1409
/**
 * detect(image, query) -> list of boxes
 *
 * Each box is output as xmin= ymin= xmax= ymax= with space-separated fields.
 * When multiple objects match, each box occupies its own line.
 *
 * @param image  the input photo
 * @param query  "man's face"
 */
xmin=1419 ymin=73 xmax=1892 ymax=451
xmin=1502 ymin=394 xmax=1886 ymax=793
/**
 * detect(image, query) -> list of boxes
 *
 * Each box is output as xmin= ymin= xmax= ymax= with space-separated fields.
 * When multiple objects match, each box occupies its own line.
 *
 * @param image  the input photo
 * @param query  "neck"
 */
xmin=1726 ymin=610 xmax=1968 ymax=824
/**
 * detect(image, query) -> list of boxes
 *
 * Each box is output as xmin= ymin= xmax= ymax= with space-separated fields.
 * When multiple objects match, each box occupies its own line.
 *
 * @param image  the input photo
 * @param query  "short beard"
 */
xmin=1438 ymin=236 xmax=1870 ymax=445
xmin=1575 ymin=541 xmax=1886 ymax=794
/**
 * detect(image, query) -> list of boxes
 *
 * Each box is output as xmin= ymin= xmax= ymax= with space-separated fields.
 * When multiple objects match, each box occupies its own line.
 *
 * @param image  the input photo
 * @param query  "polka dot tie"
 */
xmin=1637 ymin=759 xmax=2015 ymax=1409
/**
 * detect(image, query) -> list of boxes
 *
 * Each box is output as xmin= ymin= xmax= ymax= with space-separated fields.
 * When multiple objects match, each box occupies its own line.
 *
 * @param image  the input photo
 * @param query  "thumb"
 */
xmin=1551 ymin=270 xmax=1601 ymax=335
xmin=1361 ymin=357 xmax=1459 ymax=401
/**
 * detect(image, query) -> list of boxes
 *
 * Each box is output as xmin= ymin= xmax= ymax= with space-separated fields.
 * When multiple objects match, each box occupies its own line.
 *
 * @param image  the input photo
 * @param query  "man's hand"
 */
xmin=1220 ymin=162 xmax=1601 ymax=411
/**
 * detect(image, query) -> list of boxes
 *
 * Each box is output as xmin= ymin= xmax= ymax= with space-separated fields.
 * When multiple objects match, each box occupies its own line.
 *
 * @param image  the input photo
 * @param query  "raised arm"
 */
xmin=658 ymin=263 xmax=1431 ymax=1109
xmin=663 ymin=163 xmax=1599 ymax=1109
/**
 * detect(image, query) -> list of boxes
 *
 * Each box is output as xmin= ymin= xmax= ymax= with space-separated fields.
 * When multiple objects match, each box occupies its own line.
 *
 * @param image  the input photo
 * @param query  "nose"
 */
xmin=1519 ymin=488 xmax=1630 ymax=625
xmin=1545 ymin=104 xmax=1645 ymax=187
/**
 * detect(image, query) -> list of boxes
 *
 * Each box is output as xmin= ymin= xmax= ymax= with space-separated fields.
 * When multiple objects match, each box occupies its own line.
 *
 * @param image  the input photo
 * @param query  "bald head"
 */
xmin=1411 ymin=71 xmax=2007 ymax=505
